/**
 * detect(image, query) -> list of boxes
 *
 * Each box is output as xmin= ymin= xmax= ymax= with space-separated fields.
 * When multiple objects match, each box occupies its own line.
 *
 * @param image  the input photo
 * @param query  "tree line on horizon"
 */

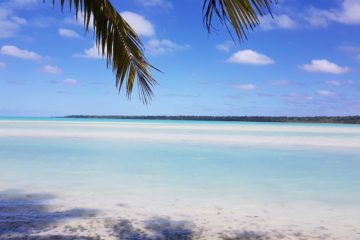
xmin=63 ymin=115 xmax=360 ymax=124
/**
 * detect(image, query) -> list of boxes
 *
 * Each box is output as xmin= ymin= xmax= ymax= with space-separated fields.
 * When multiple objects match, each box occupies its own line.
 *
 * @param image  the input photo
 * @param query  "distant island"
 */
xmin=62 ymin=115 xmax=360 ymax=124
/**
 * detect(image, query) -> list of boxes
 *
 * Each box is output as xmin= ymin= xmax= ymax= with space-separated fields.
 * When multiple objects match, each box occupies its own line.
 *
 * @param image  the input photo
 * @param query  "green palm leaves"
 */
xmin=53 ymin=0 xmax=275 ymax=103
xmin=55 ymin=0 xmax=157 ymax=103
xmin=203 ymin=0 xmax=276 ymax=41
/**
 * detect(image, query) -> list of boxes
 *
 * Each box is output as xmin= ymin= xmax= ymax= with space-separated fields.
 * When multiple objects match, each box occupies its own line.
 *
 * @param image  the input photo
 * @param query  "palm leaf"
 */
xmin=50 ymin=0 xmax=157 ymax=103
xmin=203 ymin=0 xmax=277 ymax=41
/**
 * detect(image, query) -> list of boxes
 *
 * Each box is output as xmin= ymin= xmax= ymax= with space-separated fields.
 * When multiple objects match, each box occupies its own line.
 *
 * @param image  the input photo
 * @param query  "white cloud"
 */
xmin=136 ymin=0 xmax=173 ymax=9
xmin=326 ymin=80 xmax=341 ymax=86
xmin=121 ymin=11 xmax=155 ymax=36
xmin=41 ymin=65 xmax=63 ymax=74
xmin=317 ymin=89 xmax=336 ymax=97
xmin=58 ymin=28 xmax=81 ymax=38
xmin=11 ymin=16 xmax=27 ymax=25
xmin=0 ymin=8 xmax=27 ymax=38
xmin=0 ymin=45 xmax=42 ymax=61
xmin=146 ymin=39 xmax=190 ymax=55
xmin=73 ymin=44 xmax=103 ymax=59
xmin=0 ymin=61 xmax=6 ymax=68
xmin=228 ymin=49 xmax=274 ymax=65
xmin=260 ymin=14 xmax=296 ymax=30
xmin=300 ymin=59 xmax=350 ymax=74
xmin=332 ymin=0 xmax=360 ymax=25
xmin=0 ymin=20 xmax=19 ymax=38
xmin=305 ymin=7 xmax=333 ymax=27
xmin=306 ymin=0 xmax=360 ymax=27
xmin=233 ymin=83 xmax=256 ymax=90
xmin=216 ymin=40 xmax=235 ymax=52
xmin=63 ymin=78 xmax=78 ymax=85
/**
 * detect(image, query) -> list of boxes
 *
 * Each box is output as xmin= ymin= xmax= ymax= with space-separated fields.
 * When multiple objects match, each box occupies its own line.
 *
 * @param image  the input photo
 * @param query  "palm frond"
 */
xmin=50 ymin=0 xmax=157 ymax=103
xmin=203 ymin=0 xmax=277 ymax=41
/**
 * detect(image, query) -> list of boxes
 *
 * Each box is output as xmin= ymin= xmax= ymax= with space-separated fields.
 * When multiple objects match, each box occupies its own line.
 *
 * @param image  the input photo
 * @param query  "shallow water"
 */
xmin=0 ymin=118 xmax=360 ymax=239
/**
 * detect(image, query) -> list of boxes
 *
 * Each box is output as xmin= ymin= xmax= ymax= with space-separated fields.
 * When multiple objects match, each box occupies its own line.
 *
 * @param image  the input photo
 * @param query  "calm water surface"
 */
xmin=0 ymin=118 xmax=359 ymax=207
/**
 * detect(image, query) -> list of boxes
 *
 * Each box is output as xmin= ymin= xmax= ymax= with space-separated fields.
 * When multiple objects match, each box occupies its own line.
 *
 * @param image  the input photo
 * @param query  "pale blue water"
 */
xmin=1 ymin=136 xmax=359 ymax=204
xmin=0 ymin=117 xmax=359 ymax=209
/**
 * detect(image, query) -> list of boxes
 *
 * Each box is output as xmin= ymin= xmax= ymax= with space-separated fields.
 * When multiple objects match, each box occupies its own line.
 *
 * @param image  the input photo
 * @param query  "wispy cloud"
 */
xmin=0 ymin=45 xmax=42 ymax=61
xmin=63 ymin=78 xmax=78 ymax=85
xmin=216 ymin=40 xmax=235 ymax=52
xmin=326 ymin=80 xmax=341 ymax=86
xmin=121 ymin=11 xmax=155 ymax=36
xmin=135 ymin=0 xmax=173 ymax=10
xmin=260 ymin=14 xmax=296 ymax=30
xmin=41 ymin=65 xmax=63 ymax=74
xmin=305 ymin=0 xmax=360 ymax=27
xmin=228 ymin=50 xmax=274 ymax=65
xmin=339 ymin=43 xmax=360 ymax=61
xmin=146 ymin=39 xmax=190 ymax=55
xmin=0 ymin=8 xmax=27 ymax=38
xmin=317 ymin=89 xmax=336 ymax=97
xmin=11 ymin=16 xmax=27 ymax=25
xmin=258 ymin=0 xmax=360 ymax=30
xmin=233 ymin=83 xmax=257 ymax=90
xmin=0 ymin=61 xmax=6 ymax=69
xmin=73 ymin=44 xmax=103 ymax=59
xmin=300 ymin=59 xmax=350 ymax=74
xmin=58 ymin=28 xmax=81 ymax=39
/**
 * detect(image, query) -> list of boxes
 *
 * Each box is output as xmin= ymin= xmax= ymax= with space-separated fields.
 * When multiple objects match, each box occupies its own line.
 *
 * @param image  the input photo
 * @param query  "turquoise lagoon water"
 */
xmin=0 ymin=118 xmax=359 ymax=204
xmin=0 ymin=117 xmax=360 ymax=238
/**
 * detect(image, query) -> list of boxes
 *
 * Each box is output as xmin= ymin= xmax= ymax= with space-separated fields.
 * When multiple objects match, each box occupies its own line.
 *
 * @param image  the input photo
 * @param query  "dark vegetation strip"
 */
xmin=62 ymin=115 xmax=360 ymax=124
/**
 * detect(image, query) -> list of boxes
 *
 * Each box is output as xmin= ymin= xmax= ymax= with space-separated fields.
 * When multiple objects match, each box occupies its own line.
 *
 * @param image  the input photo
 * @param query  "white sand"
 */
xmin=1 ymin=190 xmax=359 ymax=239
xmin=1 ymin=120 xmax=360 ymax=150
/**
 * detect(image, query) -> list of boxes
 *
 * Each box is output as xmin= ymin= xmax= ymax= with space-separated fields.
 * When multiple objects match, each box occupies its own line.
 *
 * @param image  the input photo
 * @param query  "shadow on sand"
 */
xmin=111 ymin=217 xmax=196 ymax=240
xmin=0 ymin=190 xmax=99 ymax=240
xmin=220 ymin=231 xmax=272 ymax=240
xmin=0 ymin=190 xmax=199 ymax=240
xmin=0 ymin=190 xmax=275 ymax=240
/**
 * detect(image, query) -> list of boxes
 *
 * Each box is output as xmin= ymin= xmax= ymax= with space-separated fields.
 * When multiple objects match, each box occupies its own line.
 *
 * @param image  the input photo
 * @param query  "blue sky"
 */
xmin=0 ymin=0 xmax=359 ymax=117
